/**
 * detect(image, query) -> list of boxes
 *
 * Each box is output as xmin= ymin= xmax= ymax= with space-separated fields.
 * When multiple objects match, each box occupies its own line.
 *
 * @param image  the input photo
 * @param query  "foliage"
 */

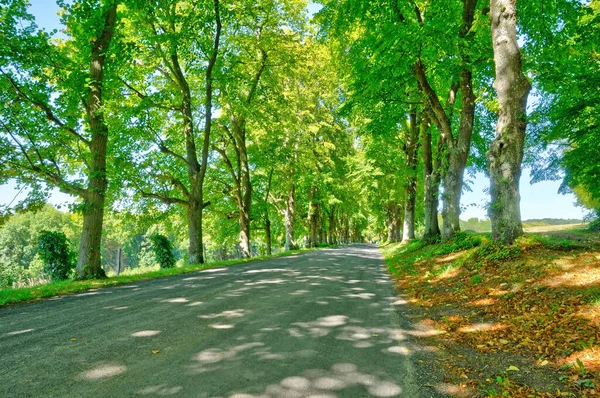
xmin=148 ymin=234 xmax=176 ymax=269
xmin=381 ymin=227 xmax=600 ymax=396
xmin=436 ymin=232 xmax=482 ymax=255
xmin=37 ymin=231 xmax=75 ymax=281
xmin=0 ymin=205 xmax=78 ymax=288
xmin=463 ymin=241 xmax=521 ymax=270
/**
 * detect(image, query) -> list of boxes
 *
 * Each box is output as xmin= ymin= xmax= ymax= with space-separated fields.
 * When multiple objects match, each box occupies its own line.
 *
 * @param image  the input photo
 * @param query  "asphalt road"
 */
xmin=0 ymin=244 xmax=449 ymax=397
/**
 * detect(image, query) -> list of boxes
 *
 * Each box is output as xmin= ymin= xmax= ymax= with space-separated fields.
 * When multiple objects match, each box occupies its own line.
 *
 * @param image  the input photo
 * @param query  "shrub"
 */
xmin=149 ymin=234 xmax=176 ymax=269
xmin=589 ymin=219 xmax=600 ymax=232
xmin=38 ymin=231 xmax=75 ymax=280
xmin=436 ymin=231 xmax=482 ymax=255
xmin=464 ymin=241 xmax=521 ymax=270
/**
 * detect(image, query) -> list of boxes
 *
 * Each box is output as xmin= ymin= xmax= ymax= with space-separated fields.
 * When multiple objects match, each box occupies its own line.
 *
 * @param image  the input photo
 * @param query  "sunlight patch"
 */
xmin=469 ymin=298 xmax=497 ymax=306
xmin=367 ymin=381 xmax=402 ymax=397
xmin=6 ymin=329 xmax=34 ymax=336
xmin=81 ymin=364 xmax=126 ymax=380
xmin=138 ymin=385 xmax=182 ymax=395
xmin=458 ymin=322 xmax=507 ymax=333
xmin=280 ymin=376 xmax=311 ymax=390
xmin=434 ymin=382 xmax=474 ymax=397
xmin=163 ymin=298 xmax=189 ymax=303
xmin=131 ymin=330 xmax=160 ymax=337
xmin=209 ymin=324 xmax=234 ymax=329
xmin=386 ymin=346 xmax=411 ymax=355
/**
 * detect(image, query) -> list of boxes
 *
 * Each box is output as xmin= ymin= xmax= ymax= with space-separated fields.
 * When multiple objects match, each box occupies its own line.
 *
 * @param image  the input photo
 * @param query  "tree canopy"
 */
xmin=0 ymin=0 xmax=597 ymax=284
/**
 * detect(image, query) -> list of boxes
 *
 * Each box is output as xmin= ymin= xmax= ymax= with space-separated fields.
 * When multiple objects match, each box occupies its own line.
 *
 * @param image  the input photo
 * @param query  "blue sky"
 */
xmin=0 ymin=1 xmax=586 ymax=220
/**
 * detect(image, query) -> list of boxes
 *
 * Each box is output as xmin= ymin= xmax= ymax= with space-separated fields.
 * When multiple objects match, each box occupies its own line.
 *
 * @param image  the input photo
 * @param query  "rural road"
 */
xmin=0 ymin=244 xmax=449 ymax=397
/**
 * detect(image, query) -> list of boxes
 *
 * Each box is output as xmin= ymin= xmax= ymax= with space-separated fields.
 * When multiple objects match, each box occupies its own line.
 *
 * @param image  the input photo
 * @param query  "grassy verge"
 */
xmin=0 ymin=246 xmax=328 ymax=307
xmin=381 ymin=228 xmax=600 ymax=397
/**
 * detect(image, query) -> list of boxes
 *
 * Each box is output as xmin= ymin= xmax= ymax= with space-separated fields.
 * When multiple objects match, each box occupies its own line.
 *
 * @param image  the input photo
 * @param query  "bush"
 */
xmin=436 ymin=231 xmax=482 ymax=255
xmin=149 ymin=234 xmax=176 ymax=269
xmin=38 ymin=231 xmax=75 ymax=280
xmin=589 ymin=219 xmax=600 ymax=232
xmin=464 ymin=241 xmax=521 ymax=270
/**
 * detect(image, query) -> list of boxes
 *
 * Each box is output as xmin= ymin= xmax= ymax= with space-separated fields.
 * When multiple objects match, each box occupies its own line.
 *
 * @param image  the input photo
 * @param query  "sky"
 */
xmin=0 ymin=1 xmax=587 ymax=221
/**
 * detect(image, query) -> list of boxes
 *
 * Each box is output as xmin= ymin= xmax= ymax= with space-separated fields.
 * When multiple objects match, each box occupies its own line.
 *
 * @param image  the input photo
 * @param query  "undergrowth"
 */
xmin=380 ymin=227 xmax=600 ymax=397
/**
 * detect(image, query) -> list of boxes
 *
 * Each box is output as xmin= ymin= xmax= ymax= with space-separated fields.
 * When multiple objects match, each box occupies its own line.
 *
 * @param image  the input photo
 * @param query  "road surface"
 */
xmin=0 ymin=245 xmax=448 ymax=397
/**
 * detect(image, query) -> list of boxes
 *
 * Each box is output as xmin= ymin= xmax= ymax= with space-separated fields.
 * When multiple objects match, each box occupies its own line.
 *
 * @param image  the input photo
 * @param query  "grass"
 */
xmin=380 ymin=226 xmax=600 ymax=397
xmin=0 ymin=246 xmax=326 ymax=307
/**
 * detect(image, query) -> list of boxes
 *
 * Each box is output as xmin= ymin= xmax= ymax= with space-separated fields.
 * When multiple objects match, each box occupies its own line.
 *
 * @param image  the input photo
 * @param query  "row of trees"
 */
xmin=318 ymin=0 xmax=599 ymax=245
xmin=0 ymin=0 xmax=368 ymax=281
xmin=1 ymin=0 xmax=598 ymax=282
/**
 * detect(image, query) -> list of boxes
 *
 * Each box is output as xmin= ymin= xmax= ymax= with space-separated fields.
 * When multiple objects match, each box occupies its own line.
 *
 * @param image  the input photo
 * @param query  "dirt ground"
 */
xmin=382 ymin=226 xmax=600 ymax=397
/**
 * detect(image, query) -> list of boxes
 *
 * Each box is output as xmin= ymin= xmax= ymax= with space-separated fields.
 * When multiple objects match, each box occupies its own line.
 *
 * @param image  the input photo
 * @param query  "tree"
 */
xmin=0 ymin=0 xmax=120 ymax=279
xmin=214 ymin=0 xmax=308 ymax=257
xmin=525 ymin=0 xmax=600 ymax=219
xmin=486 ymin=0 xmax=531 ymax=244
xmin=113 ymin=0 xmax=222 ymax=265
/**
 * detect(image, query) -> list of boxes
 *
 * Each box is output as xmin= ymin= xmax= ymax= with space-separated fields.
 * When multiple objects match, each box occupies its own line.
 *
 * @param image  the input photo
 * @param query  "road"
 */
xmin=0 ymin=245 xmax=449 ymax=397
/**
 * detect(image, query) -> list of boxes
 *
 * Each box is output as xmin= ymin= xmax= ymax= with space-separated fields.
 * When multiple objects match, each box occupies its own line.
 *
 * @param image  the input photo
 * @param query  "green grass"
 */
xmin=0 ymin=246 xmax=326 ymax=307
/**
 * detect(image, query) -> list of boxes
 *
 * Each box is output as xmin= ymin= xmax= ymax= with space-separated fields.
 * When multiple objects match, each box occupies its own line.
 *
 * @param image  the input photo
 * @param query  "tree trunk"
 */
xmin=76 ymin=3 xmax=118 ymax=280
xmin=386 ymin=202 xmax=397 ymax=243
xmin=415 ymin=0 xmax=477 ymax=242
xmin=115 ymin=247 xmax=121 ymax=276
xmin=239 ymin=202 xmax=251 ymax=258
xmin=307 ymin=188 xmax=318 ymax=248
xmin=284 ymin=184 xmax=296 ymax=251
xmin=422 ymin=112 xmax=441 ymax=240
xmin=402 ymin=111 xmax=419 ymax=243
xmin=344 ymin=215 xmax=349 ymax=243
xmin=487 ymin=0 xmax=531 ymax=244
xmin=186 ymin=199 xmax=203 ymax=264
xmin=328 ymin=207 xmax=335 ymax=245
xmin=265 ymin=218 xmax=272 ymax=256
xmin=77 ymin=190 xmax=106 ymax=279
xmin=263 ymin=168 xmax=273 ymax=256
xmin=394 ymin=207 xmax=402 ymax=242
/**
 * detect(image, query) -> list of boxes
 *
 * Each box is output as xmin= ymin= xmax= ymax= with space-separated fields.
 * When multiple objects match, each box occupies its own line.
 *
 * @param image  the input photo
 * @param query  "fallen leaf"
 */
xmin=71 ymin=338 xmax=77 ymax=342
xmin=499 ymin=339 xmax=510 ymax=345
xmin=152 ymin=350 xmax=160 ymax=354
xmin=507 ymin=366 xmax=520 ymax=372
xmin=540 ymin=360 xmax=549 ymax=366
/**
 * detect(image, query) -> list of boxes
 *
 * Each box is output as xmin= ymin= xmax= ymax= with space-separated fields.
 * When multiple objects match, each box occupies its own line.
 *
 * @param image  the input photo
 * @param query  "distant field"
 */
xmin=523 ymin=223 xmax=586 ymax=233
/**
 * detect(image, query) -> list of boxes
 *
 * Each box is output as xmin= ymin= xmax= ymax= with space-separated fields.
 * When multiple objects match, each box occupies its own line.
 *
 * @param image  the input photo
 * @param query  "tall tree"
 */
xmin=486 ymin=0 xmax=531 ymax=244
xmin=215 ymin=0 xmax=307 ymax=258
xmin=414 ymin=0 xmax=478 ymax=241
xmin=0 ymin=0 xmax=119 ymax=278
xmin=114 ymin=0 xmax=221 ymax=264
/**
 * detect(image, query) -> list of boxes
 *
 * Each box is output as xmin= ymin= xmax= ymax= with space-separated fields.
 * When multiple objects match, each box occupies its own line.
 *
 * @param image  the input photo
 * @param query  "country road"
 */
xmin=0 ymin=245 xmax=449 ymax=397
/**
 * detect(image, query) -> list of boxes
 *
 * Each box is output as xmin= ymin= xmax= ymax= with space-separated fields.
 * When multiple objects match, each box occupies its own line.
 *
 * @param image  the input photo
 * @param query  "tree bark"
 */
xmin=284 ymin=184 xmax=296 ymax=251
xmin=233 ymin=116 xmax=252 ymax=258
xmin=307 ymin=187 xmax=318 ymax=248
xmin=265 ymin=218 xmax=272 ymax=256
xmin=402 ymin=110 xmax=420 ymax=243
xmin=76 ymin=2 xmax=118 ymax=279
xmin=327 ymin=207 xmax=336 ymax=245
xmin=264 ymin=168 xmax=273 ymax=256
xmin=386 ymin=202 xmax=397 ymax=243
xmin=487 ymin=0 xmax=531 ymax=244
xmin=414 ymin=0 xmax=477 ymax=242
xmin=421 ymin=112 xmax=441 ymax=240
